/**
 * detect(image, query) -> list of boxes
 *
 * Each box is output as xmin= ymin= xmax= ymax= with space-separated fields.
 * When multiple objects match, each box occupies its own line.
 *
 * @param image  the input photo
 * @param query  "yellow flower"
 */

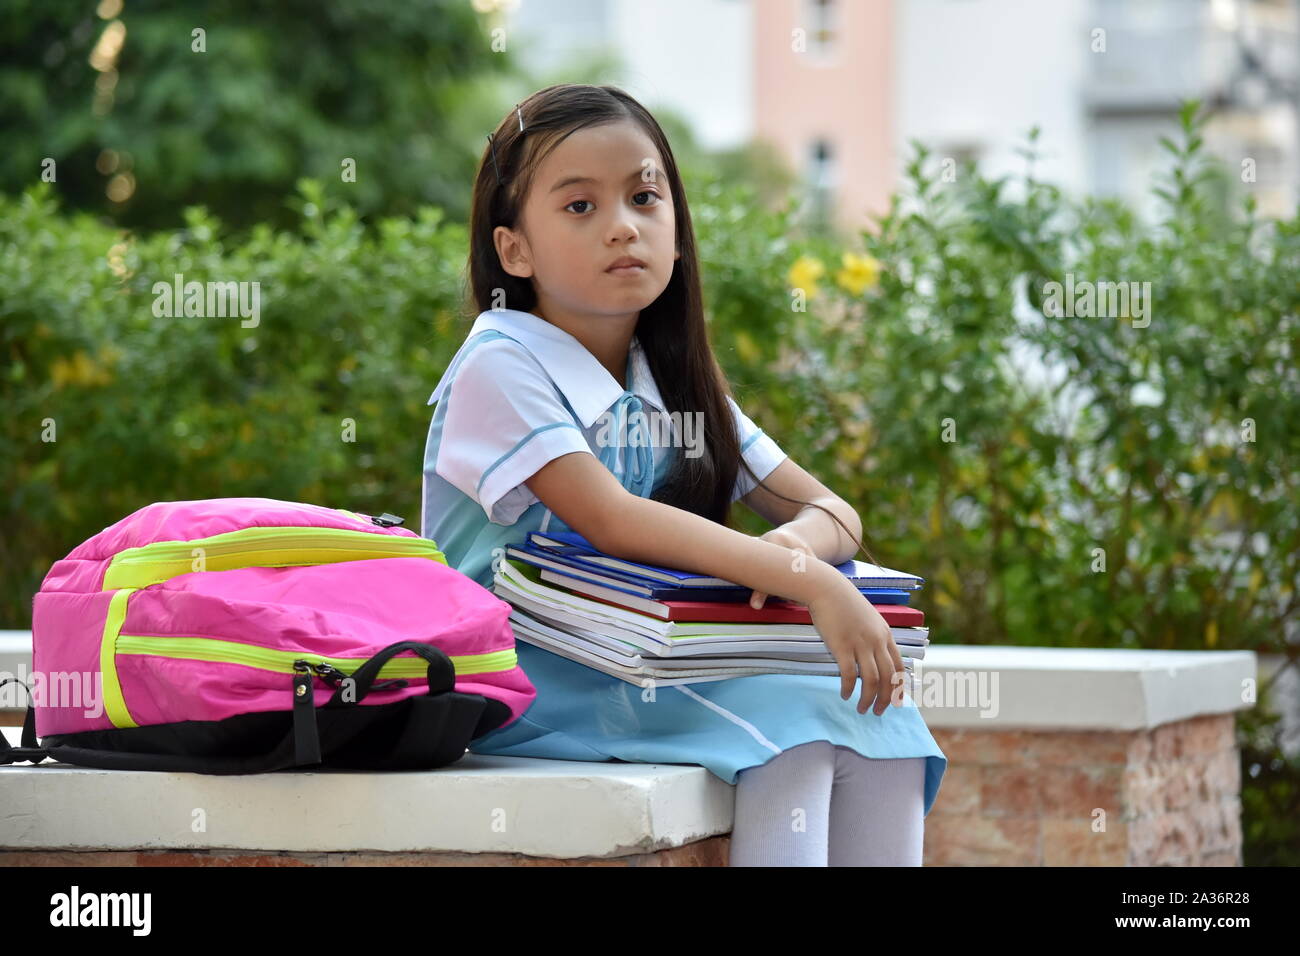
xmin=49 ymin=347 xmax=117 ymax=389
xmin=787 ymin=255 xmax=825 ymax=300
xmin=834 ymin=252 xmax=881 ymax=296
xmin=735 ymin=329 xmax=760 ymax=364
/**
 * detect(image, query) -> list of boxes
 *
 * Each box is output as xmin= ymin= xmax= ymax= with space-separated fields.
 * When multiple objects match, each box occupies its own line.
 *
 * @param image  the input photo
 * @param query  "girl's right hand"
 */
xmin=806 ymin=570 xmax=907 ymax=716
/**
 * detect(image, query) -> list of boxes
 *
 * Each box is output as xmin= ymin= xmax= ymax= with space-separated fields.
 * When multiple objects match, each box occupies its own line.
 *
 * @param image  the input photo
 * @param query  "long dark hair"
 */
xmin=464 ymin=83 xmax=878 ymax=566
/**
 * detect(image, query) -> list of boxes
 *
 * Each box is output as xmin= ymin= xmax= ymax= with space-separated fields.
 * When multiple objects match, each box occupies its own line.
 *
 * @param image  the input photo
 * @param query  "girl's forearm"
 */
xmin=597 ymin=495 xmax=840 ymax=605
xmin=782 ymin=497 xmax=862 ymax=567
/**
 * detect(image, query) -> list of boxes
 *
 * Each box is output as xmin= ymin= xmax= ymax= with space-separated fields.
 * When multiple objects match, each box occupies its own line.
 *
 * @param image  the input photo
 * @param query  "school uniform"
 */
xmin=421 ymin=308 xmax=947 ymax=814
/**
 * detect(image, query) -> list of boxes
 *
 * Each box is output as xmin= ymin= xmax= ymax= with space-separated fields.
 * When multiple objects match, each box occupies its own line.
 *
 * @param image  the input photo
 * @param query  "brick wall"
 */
xmin=923 ymin=713 xmax=1242 ymax=865
xmin=0 ymin=840 xmax=731 ymax=867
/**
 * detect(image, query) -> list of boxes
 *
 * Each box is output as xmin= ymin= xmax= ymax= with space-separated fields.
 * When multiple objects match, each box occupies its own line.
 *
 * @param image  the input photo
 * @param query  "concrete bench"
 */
xmin=0 ymin=631 xmax=732 ymax=865
xmin=0 ymin=725 xmax=734 ymax=865
xmin=0 ymin=631 xmax=1256 ymax=865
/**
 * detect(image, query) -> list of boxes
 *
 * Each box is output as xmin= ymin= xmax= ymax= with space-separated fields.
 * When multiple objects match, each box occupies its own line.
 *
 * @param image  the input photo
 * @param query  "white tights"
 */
xmin=728 ymin=740 xmax=926 ymax=866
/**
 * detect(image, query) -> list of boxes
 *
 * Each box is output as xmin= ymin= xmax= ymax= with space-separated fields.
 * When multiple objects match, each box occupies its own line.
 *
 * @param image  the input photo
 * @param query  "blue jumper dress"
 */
xmin=421 ymin=308 xmax=947 ymax=813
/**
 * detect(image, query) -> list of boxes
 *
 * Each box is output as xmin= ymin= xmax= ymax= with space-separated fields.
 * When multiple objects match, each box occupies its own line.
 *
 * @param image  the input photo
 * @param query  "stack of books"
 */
xmin=491 ymin=530 xmax=928 ymax=689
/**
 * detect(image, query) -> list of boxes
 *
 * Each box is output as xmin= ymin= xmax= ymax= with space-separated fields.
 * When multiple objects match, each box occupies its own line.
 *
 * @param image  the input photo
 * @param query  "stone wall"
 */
xmin=0 ymin=840 xmax=731 ymax=867
xmin=924 ymin=713 xmax=1242 ymax=865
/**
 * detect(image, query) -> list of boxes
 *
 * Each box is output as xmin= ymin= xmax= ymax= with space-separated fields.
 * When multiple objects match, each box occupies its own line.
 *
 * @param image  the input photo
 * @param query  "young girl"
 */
xmin=422 ymin=84 xmax=947 ymax=866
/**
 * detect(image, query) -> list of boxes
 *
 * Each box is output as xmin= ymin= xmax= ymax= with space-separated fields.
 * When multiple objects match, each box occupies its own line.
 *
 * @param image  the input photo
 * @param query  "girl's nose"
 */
xmin=606 ymin=218 xmax=638 ymax=243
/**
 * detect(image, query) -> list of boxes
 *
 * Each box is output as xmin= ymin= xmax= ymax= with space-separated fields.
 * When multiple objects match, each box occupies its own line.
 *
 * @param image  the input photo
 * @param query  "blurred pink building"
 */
xmin=752 ymin=0 xmax=896 ymax=232
xmin=505 ymin=0 xmax=1298 ymax=230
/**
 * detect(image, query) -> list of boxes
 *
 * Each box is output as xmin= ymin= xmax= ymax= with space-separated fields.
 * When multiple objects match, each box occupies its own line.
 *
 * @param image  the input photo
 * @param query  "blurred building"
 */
xmin=1085 ymin=0 xmax=1299 ymax=219
xmin=752 ymin=0 xmax=895 ymax=231
xmin=502 ymin=0 xmax=1300 ymax=229
xmin=500 ymin=0 xmax=753 ymax=152
xmin=896 ymin=0 xmax=1093 ymax=204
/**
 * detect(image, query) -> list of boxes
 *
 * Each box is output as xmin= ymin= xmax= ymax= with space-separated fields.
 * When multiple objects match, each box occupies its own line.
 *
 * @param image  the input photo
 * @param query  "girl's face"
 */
xmin=495 ymin=119 xmax=679 ymax=320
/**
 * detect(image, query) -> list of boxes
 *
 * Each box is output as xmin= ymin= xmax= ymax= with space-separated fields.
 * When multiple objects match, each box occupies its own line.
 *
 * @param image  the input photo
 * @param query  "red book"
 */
xmin=576 ymin=590 xmax=925 ymax=627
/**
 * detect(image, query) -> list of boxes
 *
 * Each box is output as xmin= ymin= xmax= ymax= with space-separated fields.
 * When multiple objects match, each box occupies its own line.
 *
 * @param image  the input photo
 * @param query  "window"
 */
xmin=806 ymin=137 xmax=837 ymax=231
xmin=801 ymin=0 xmax=839 ymax=59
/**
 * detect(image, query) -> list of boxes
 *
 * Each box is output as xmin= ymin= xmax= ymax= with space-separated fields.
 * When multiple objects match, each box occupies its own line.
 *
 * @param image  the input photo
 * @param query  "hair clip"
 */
xmin=487 ymin=132 xmax=501 ymax=186
xmin=487 ymin=105 xmax=525 ymax=187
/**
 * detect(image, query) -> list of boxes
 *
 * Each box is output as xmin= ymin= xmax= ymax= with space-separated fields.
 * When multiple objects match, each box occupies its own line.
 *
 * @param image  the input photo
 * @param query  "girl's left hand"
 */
xmin=749 ymin=526 xmax=815 ymax=609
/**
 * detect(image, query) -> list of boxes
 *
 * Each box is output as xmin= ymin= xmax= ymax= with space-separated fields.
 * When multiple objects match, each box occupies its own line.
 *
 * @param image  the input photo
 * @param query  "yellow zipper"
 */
xmin=116 ymin=634 xmax=516 ymax=677
xmin=104 ymin=526 xmax=446 ymax=590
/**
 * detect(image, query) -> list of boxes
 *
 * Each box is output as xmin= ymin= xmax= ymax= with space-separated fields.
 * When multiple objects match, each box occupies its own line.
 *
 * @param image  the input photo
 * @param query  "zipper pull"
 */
xmin=306 ymin=659 xmax=407 ymax=697
xmin=310 ymin=661 xmax=350 ymax=688
xmin=312 ymin=661 xmax=406 ymax=695
xmin=290 ymin=660 xmax=322 ymax=765
xmin=293 ymin=659 xmax=315 ymax=692
xmin=371 ymin=512 xmax=405 ymax=527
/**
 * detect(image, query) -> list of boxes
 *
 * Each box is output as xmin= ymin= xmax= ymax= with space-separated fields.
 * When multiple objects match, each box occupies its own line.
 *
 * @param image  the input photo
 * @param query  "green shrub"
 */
xmin=729 ymin=104 xmax=1298 ymax=663
xmin=2 ymin=178 xmax=470 ymax=603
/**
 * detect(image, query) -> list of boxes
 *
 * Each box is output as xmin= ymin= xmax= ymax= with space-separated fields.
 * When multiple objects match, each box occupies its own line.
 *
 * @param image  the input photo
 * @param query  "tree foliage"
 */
xmin=0 ymin=0 xmax=508 ymax=231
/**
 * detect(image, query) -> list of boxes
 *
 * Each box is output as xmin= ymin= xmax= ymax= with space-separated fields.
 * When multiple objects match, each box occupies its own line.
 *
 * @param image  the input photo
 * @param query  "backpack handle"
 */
xmin=327 ymin=640 xmax=456 ymax=707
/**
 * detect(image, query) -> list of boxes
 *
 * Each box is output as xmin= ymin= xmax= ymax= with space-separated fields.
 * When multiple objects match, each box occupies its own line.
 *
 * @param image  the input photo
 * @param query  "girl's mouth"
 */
xmin=606 ymin=265 xmax=646 ymax=277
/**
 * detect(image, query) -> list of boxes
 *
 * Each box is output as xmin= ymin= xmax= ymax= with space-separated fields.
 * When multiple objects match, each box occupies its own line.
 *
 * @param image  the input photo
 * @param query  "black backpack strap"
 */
xmin=0 ymin=668 xmax=325 ymax=773
xmin=291 ymin=660 xmax=322 ymax=765
xmin=0 ymin=677 xmax=46 ymax=765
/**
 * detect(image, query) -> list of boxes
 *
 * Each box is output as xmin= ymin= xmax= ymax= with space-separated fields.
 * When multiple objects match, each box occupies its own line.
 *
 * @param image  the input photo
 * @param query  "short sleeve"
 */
xmin=433 ymin=339 xmax=594 ymax=525
xmin=728 ymin=395 xmax=787 ymax=503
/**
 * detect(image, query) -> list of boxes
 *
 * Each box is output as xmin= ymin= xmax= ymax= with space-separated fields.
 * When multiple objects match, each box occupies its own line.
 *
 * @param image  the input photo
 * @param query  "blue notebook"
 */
xmin=506 ymin=546 xmax=913 ymax=604
xmin=524 ymin=530 xmax=923 ymax=594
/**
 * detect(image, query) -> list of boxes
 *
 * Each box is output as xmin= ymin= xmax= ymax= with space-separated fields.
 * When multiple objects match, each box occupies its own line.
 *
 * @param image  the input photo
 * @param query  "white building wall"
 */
xmin=505 ymin=0 xmax=754 ymax=151
xmin=894 ymin=0 xmax=1093 ymax=199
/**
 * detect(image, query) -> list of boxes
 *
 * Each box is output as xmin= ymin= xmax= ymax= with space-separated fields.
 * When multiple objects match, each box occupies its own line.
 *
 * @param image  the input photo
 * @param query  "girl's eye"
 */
xmin=565 ymin=191 xmax=662 ymax=215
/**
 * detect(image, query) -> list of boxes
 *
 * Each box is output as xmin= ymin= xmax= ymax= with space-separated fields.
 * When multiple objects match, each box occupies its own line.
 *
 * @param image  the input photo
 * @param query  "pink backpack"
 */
xmin=0 ymin=498 xmax=535 ymax=773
